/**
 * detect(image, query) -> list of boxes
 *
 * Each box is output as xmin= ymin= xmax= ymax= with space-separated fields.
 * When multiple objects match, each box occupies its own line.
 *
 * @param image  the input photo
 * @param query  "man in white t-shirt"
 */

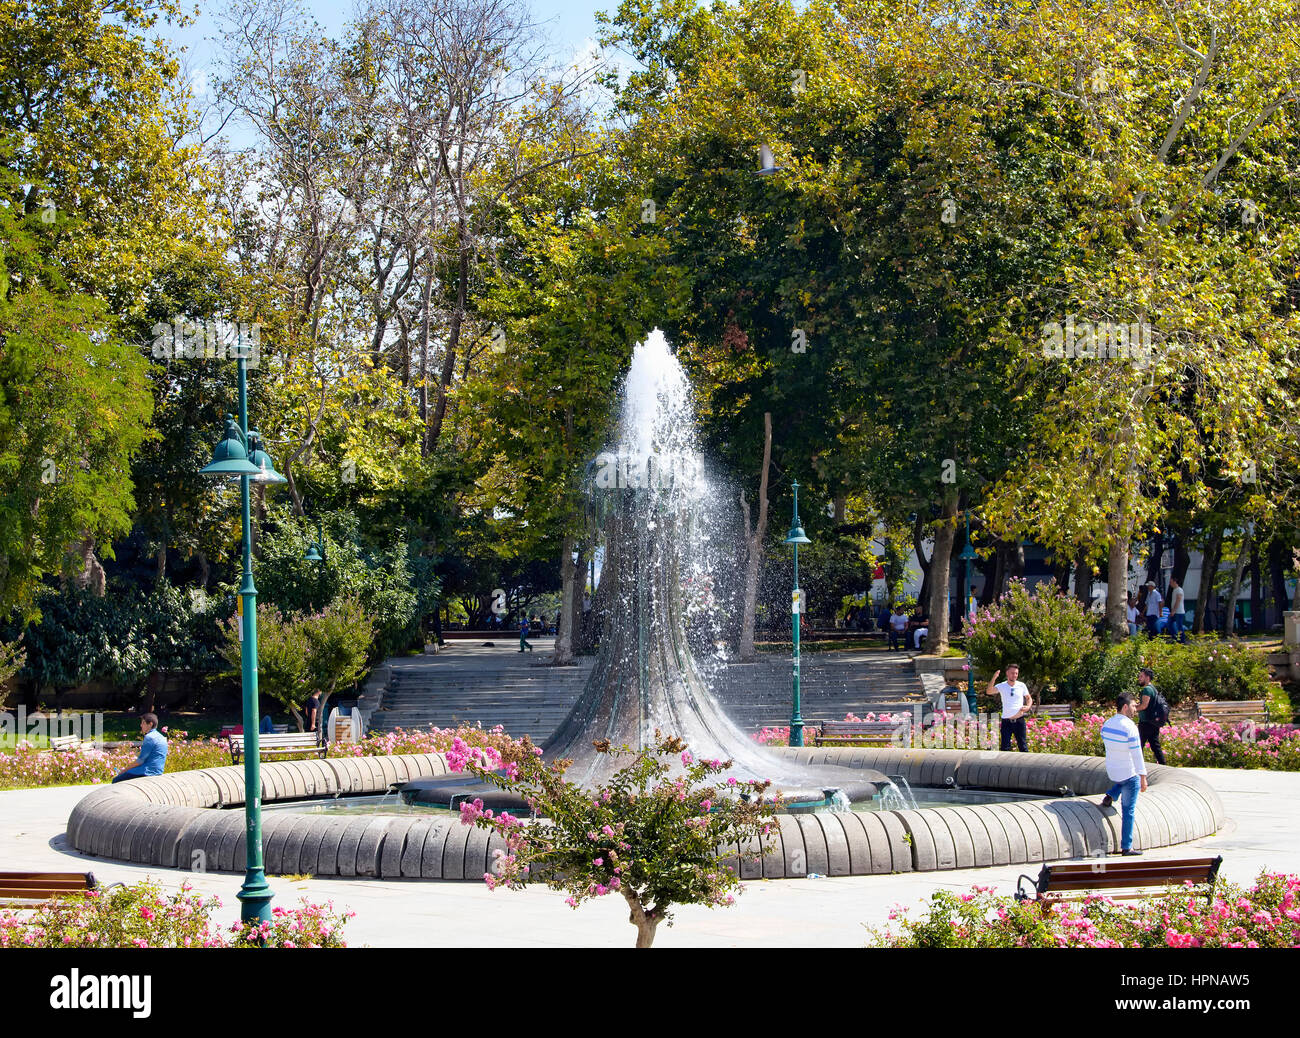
xmin=1166 ymin=577 xmax=1186 ymax=643
xmin=1098 ymin=692 xmax=1148 ymax=855
xmin=888 ymin=606 xmax=908 ymax=652
xmin=1143 ymin=580 xmax=1163 ymax=636
xmin=988 ymin=664 xmax=1033 ymax=751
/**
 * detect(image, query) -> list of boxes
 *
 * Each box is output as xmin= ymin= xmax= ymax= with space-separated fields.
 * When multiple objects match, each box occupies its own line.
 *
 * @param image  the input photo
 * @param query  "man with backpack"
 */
xmin=1136 ymin=667 xmax=1169 ymax=765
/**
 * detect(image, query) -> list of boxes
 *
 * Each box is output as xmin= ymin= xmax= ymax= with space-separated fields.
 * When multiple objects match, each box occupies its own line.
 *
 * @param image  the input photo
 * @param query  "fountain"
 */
xmin=405 ymin=328 xmax=887 ymax=808
xmin=64 ymin=329 xmax=1227 ymax=879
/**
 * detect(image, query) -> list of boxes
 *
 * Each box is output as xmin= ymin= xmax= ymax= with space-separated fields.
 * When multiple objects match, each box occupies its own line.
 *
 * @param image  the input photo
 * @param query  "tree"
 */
xmin=456 ymin=732 xmax=778 ymax=947
xmin=220 ymin=598 xmax=372 ymax=730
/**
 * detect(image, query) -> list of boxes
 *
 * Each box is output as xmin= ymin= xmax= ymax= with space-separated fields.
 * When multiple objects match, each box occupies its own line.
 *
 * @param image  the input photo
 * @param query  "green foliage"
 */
xmin=5 ymin=586 xmax=222 ymax=697
xmin=221 ymin=599 xmax=372 ymax=729
xmin=1060 ymin=636 xmax=1275 ymax=707
xmin=0 ymin=635 xmax=22 ymax=690
xmin=460 ymin=732 xmax=779 ymax=947
xmin=251 ymin=507 xmax=423 ymax=662
xmin=964 ymin=580 xmax=1098 ymax=696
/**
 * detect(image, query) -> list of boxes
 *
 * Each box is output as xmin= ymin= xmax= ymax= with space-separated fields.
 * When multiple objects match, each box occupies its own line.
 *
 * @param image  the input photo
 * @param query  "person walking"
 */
xmin=1143 ymin=580 xmax=1163 ymax=636
xmin=112 ymin=713 xmax=169 ymax=783
xmin=518 ymin=615 xmax=534 ymax=653
xmin=1166 ymin=577 xmax=1186 ymax=643
xmin=305 ymin=693 xmax=321 ymax=738
xmin=1135 ymin=667 xmax=1169 ymax=765
xmin=888 ymin=605 xmax=908 ymax=652
xmin=989 ymin=664 xmax=1032 ymax=751
xmin=1099 ymin=692 xmax=1149 ymax=855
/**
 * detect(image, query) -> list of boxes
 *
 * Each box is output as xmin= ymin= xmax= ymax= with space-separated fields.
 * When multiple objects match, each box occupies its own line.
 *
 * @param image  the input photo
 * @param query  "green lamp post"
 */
xmin=200 ymin=336 xmax=284 ymax=924
xmin=959 ymin=511 xmax=978 ymax=715
xmin=784 ymin=481 xmax=811 ymax=748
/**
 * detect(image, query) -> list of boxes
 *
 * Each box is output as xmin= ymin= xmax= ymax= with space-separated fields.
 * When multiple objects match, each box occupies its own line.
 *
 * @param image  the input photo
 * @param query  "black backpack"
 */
xmin=1144 ymin=687 xmax=1169 ymax=726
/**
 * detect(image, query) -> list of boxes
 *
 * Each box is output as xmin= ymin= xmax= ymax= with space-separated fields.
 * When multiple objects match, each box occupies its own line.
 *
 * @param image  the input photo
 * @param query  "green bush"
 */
xmin=963 ymin=580 xmax=1098 ymax=696
xmin=251 ymin=507 xmax=425 ymax=662
xmin=1059 ymin=636 xmax=1275 ymax=707
xmin=220 ymin=598 xmax=372 ymax=730
xmin=4 ymin=585 xmax=222 ymax=701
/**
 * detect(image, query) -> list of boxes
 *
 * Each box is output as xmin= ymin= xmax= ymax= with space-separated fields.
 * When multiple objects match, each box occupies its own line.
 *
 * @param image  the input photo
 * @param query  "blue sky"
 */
xmin=164 ymin=0 xmax=620 ymax=89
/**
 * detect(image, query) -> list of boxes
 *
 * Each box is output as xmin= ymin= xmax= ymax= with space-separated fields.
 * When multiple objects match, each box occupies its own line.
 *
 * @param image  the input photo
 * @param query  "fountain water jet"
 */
xmin=542 ymin=329 xmax=887 ymax=802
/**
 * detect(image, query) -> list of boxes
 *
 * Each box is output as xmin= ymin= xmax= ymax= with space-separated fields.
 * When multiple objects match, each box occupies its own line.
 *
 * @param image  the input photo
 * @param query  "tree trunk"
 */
xmin=1144 ymin=530 xmax=1164 ymax=587
xmin=1172 ymin=528 xmax=1191 ymax=587
xmin=623 ymin=891 xmax=660 ymax=948
xmin=1224 ymin=527 xmax=1252 ymax=637
xmin=1106 ymin=535 xmax=1129 ymax=640
xmin=1249 ymin=542 xmax=1264 ymax=634
xmin=429 ymin=218 xmax=470 ymax=449
xmin=196 ymin=551 xmax=210 ymax=592
xmin=912 ymin=513 xmax=931 ymax=608
xmin=554 ymin=537 xmax=578 ymax=664
xmin=1193 ymin=526 xmax=1223 ymax=634
xmin=737 ymin=412 xmax=772 ymax=660
xmin=1007 ymin=541 xmax=1025 ymax=582
xmin=977 ymin=550 xmax=998 ymax=606
xmin=155 ymin=544 xmax=167 ymax=585
xmin=924 ymin=493 xmax=959 ymax=654
xmin=1053 ymin=558 xmax=1071 ymax=592
xmin=72 ymin=536 xmax=106 ymax=597
xmin=1073 ymin=551 xmax=1090 ymax=606
xmin=569 ymin=545 xmax=587 ymax=653
xmin=1268 ymin=536 xmax=1288 ymax=630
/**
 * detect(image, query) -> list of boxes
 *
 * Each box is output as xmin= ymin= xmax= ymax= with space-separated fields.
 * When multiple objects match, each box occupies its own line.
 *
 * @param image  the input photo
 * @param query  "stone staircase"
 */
xmin=369 ymin=640 xmax=925 ymax=741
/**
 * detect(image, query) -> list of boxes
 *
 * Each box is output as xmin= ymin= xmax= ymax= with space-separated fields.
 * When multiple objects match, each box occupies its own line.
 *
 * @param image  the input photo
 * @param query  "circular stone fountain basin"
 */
xmin=65 ymin=747 xmax=1225 ymax=879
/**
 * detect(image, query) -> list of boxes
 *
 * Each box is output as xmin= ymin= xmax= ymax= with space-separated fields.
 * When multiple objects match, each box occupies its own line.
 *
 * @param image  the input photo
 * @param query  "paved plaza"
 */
xmin=2 ymin=767 xmax=1294 ymax=947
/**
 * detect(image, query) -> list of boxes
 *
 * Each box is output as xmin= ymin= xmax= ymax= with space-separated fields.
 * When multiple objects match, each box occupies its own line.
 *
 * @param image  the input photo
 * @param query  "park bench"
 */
xmin=814 ymin=719 xmax=910 ymax=747
xmin=1195 ymin=700 xmax=1268 ymax=725
xmin=1033 ymin=704 xmax=1074 ymax=720
xmin=0 ymin=871 xmax=104 ymax=909
xmin=218 ymin=724 xmax=290 ymax=739
xmin=1015 ymin=855 xmax=1223 ymax=912
xmin=227 ymin=732 xmax=326 ymax=765
xmin=48 ymin=734 xmax=83 ymax=752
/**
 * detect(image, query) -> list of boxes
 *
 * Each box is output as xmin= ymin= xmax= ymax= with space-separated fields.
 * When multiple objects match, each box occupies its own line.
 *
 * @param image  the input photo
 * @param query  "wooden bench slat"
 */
xmin=228 ymin=732 xmax=327 ymax=764
xmin=1018 ymin=856 xmax=1222 ymax=906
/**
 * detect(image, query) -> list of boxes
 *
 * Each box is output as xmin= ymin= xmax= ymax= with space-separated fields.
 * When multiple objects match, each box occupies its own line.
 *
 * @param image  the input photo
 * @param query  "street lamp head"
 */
xmin=303 ymin=542 xmax=323 ymax=563
xmin=784 ymin=524 xmax=811 ymax=546
xmin=757 ymin=143 xmax=781 ymax=176
xmin=959 ymin=543 xmax=977 ymax=561
xmin=246 ymin=430 xmax=287 ymax=485
xmin=200 ymin=416 xmax=260 ymax=477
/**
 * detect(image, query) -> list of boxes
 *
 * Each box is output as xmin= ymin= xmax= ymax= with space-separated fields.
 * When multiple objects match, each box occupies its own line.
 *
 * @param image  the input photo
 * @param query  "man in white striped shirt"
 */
xmin=1098 ymin=692 xmax=1148 ymax=855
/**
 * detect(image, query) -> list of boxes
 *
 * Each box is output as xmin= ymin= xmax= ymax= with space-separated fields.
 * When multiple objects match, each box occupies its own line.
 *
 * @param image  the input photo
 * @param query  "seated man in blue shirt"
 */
xmin=112 ymin=713 xmax=168 ymax=783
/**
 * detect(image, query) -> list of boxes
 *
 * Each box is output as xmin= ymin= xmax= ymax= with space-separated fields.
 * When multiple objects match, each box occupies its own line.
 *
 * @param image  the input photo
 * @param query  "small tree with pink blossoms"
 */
xmin=455 ymin=732 xmax=779 ymax=947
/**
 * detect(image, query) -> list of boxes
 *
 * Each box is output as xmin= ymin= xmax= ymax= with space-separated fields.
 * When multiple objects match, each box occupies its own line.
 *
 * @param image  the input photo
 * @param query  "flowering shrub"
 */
xmin=0 ymin=879 xmax=352 ymax=948
xmin=0 ymin=728 xmax=229 ymax=790
xmin=1024 ymin=713 xmax=1300 ymax=770
xmin=963 ymin=580 xmax=1098 ymax=695
xmin=340 ymin=723 xmax=530 ymax=771
xmin=868 ymin=871 xmax=1300 ymax=948
xmin=0 ymin=722 xmax=527 ymax=790
xmin=454 ymin=731 xmax=779 ymax=947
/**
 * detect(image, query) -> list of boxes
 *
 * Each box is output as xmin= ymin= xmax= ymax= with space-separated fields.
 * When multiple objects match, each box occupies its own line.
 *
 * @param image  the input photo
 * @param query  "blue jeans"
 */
xmin=1168 ymin=612 xmax=1186 ymax=642
xmin=1106 ymin=775 xmax=1141 ymax=851
xmin=112 ymin=767 xmax=146 ymax=784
